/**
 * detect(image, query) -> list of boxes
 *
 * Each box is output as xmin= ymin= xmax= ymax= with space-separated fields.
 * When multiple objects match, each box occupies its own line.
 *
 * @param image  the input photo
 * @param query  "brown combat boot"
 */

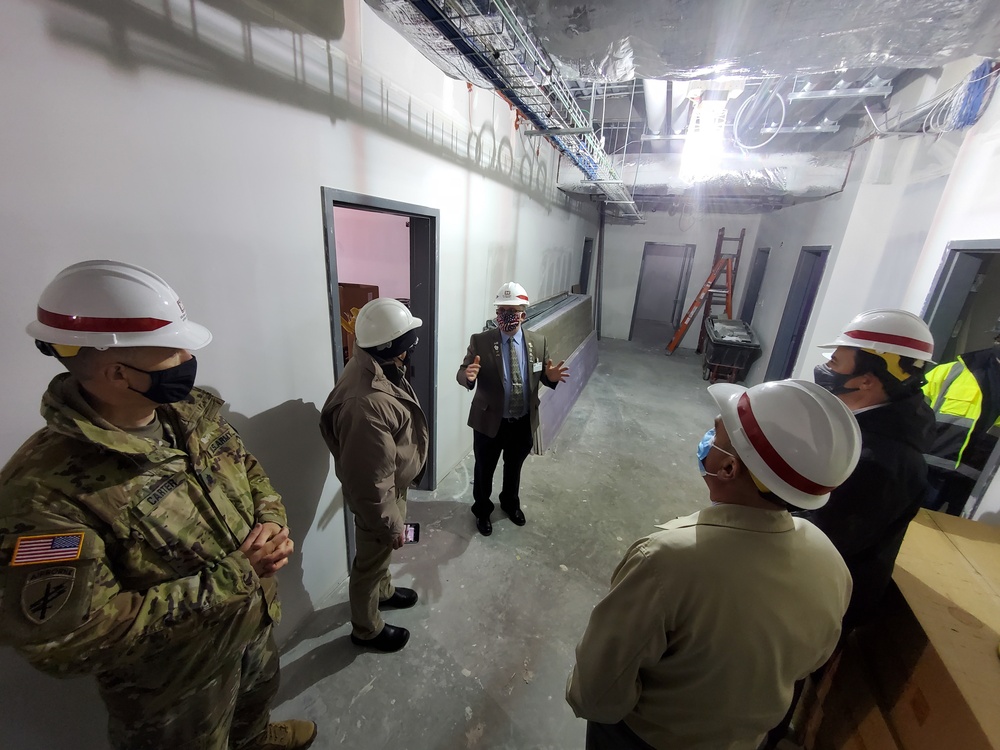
xmin=247 ymin=720 xmax=318 ymax=750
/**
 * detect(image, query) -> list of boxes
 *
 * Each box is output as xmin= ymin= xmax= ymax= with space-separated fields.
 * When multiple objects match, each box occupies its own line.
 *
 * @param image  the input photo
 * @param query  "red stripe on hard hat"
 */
xmin=843 ymin=329 xmax=933 ymax=355
xmin=517 ymin=295 xmax=529 ymax=301
xmin=736 ymin=393 xmax=837 ymax=497
xmin=37 ymin=307 xmax=171 ymax=333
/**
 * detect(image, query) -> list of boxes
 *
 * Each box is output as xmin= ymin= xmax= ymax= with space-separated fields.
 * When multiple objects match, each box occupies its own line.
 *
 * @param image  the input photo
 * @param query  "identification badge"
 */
xmin=533 ymin=361 xmax=543 ymax=373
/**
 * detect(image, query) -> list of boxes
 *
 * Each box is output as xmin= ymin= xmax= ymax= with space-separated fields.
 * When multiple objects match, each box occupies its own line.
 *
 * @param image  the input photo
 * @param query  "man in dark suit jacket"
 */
xmin=457 ymin=282 xmax=569 ymax=536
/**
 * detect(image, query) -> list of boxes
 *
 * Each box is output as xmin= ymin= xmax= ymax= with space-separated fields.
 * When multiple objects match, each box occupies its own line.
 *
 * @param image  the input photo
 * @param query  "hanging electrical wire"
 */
xmin=732 ymin=84 xmax=786 ymax=150
xmin=867 ymin=59 xmax=999 ymax=139
xmin=921 ymin=59 xmax=997 ymax=133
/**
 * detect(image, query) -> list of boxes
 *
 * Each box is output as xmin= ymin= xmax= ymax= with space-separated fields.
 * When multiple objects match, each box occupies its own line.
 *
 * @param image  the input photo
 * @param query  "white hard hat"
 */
xmin=354 ymin=298 xmax=422 ymax=348
xmin=494 ymin=282 xmax=529 ymax=307
xmin=27 ymin=260 xmax=212 ymax=351
xmin=819 ymin=309 xmax=934 ymax=363
xmin=709 ymin=379 xmax=861 ymax=510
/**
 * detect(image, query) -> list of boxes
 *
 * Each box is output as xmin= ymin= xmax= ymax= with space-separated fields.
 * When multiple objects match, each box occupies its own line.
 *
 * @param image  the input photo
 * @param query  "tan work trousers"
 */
xmin=350 ymin=489 xmax=406 ymax=640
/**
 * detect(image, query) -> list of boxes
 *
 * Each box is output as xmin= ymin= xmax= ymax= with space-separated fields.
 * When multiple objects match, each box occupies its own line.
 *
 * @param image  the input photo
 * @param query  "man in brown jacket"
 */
xmin=457 ymin=282 xmax=569 ymax=536
xmin=320 ymin=298 xmax=428 ymax=653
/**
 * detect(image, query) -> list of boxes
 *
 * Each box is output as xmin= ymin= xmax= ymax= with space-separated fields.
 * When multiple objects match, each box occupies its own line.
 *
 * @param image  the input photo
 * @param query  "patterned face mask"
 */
xmin=496 ymin=309 xmax=522 ymax=333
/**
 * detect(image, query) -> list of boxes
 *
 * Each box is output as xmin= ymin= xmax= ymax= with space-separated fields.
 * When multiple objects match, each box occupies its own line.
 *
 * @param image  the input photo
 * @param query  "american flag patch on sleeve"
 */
xmin=11 ymin=533 xmax=84 ymax=566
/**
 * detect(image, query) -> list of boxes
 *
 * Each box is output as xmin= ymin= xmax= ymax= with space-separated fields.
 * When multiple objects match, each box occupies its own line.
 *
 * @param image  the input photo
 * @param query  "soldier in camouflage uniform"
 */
xmin=0 ymin=261 xmax=317 ymax=750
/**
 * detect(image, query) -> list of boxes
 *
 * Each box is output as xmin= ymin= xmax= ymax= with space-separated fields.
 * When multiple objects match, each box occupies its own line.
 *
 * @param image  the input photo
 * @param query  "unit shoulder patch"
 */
xmin=21 ymin=566 xmax=76 ymax=624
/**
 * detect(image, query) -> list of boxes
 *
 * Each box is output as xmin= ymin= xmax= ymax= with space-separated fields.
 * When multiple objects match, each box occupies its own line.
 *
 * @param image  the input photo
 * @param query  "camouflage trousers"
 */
xmin=350 ymin=490 xmax=406 ymax=640
xmin=99 ymin=618 xmax=279 ymax=750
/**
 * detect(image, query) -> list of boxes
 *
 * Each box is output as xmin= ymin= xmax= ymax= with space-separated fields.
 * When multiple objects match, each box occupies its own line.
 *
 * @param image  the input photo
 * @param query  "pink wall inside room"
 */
xmin=334 ymin=207 xmax=410 ymax=300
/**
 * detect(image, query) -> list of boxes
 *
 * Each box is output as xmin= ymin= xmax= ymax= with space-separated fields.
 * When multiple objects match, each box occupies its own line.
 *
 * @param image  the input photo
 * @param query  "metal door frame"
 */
xmin=579 ymin=237 xmax=594 ymax=294
xmin=922 ymin=239 xmax=1000 ymax=361
xmin=764 ymin=245 xmax=830 ymax=381
xmin=629 ymin=242 xmax=696 ymax=340
xmin=921 ymin=239 xmax=1000 ymax=519
xmin=739 ymin=247 xmax=771 ymax=325
xmin=321 ymin=188 xmax=440 ymax=569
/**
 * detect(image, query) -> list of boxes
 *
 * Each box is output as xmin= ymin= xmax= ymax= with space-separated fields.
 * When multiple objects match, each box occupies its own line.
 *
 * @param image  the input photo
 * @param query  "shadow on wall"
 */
xmin=976 ymin=510 xmax=1000 ymax=526
xmin=0 ymin=651 xmax=110 ymax=749
xmin=219 ymin=397 xmax=335 ymax=643
xmin=273 ymin=499 xmax=473 ymax=705
xmin=488 ymin=242 xmax=517 ymax=306
xmin=538 ymin=245 xmax=575 ymax=300
xmin=44 ymin=0 xmax=584 ymax=215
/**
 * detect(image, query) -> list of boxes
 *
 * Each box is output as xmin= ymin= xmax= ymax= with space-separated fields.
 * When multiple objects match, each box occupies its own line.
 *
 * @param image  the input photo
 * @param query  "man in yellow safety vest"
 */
xmin=923 ymin=315 xmax=1000 ymax=516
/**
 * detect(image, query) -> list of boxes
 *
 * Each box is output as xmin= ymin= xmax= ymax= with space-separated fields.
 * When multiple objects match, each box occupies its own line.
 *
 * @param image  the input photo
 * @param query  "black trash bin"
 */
xmin=702 ymin=318 xmax=761 ymax=383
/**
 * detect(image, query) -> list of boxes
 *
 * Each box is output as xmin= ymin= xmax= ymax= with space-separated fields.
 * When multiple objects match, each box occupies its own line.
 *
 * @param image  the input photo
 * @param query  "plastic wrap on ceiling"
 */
xmin=364 ymin=0 xmax=1000 ymax=83
xmin=557 ymin=152 xmax=853 ymax=201
xmin=525 ymin=0 xmax=1000 ymax=81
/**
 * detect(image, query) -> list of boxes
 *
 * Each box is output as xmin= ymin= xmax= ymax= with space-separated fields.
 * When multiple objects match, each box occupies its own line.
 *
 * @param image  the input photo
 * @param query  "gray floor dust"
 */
xmin=273 ymin=339 xmax=720 ymax=749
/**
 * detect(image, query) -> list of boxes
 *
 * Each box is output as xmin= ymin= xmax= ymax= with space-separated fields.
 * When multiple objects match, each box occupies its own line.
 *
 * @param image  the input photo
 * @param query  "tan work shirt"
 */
xmin=567 ymin=504 xmax=851 ymax=750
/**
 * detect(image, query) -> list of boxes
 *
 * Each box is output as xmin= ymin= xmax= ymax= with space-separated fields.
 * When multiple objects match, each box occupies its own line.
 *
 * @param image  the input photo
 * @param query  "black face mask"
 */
xmin=383 ymin=360 xmax=405 ymax=386
xmin=403 ymin=348 xmax=416 ymax=382
xmin=125 ymin=357 xmax=198 ymax=404
xmin=813 ymin=362 xmax=860 ymax=396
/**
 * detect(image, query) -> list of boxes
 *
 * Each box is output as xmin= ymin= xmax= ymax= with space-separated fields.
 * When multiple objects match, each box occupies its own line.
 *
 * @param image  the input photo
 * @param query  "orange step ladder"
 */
xmin=666 ymin=228 xmax=745 ymax=355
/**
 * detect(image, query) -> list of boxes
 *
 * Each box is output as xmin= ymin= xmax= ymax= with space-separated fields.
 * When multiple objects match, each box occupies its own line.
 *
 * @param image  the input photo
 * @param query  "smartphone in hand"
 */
xmin=403 ymin=522 xmax=420 ymax=544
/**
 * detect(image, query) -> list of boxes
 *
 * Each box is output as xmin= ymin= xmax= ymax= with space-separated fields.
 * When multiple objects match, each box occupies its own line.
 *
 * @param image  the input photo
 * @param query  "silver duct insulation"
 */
xmin=558 ymin=152 xmax=852 ymax=207
xmin=364 ymin=0 xmax=1000 ymax=83
xmin=523 ymin=0 xmax=1000 ymax=81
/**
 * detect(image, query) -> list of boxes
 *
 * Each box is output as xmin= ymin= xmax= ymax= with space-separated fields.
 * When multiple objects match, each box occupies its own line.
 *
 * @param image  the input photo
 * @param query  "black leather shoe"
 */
xmin=379 ymin=587 xmax=418 ymax=610
xmin=351 ymin=623 xmax=410 ymax=652
xmin=476 ymin=516 xmax=493 ymax=536
xmin=504 ymin=508 xmax=526 ymax=526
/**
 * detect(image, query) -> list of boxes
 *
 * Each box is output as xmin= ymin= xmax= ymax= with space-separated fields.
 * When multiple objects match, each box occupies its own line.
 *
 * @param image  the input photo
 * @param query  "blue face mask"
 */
xmin=697 ymin=427 xmax=735 ymax=477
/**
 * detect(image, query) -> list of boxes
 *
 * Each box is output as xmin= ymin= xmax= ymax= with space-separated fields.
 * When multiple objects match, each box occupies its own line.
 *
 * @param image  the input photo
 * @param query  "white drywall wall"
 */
xmin=0 ymin=0 xmax=597 ymax=745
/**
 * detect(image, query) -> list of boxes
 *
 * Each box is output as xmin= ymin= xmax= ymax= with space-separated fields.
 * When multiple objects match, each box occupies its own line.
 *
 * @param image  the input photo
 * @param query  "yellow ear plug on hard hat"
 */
xmin=862 ymin=349 xmax=911 ymax=382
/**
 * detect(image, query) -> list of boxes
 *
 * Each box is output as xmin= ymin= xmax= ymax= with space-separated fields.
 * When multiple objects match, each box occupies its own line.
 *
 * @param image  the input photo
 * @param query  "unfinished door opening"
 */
xmin=764 ymin=245 xmax=830 ymax=381
xmin=630 ymin=242 xmax=696 ymax=345
xmin=321 ymin=189 xmax=439 ymax=568
xmin=578 ymin=237 xmax=594 ymax=294
xmin=924 ymin=241 xmax=1000 ymax=363
xmin=321 ymin=189 xmax=438 ymax=493
xmin=923 ymin=240 xmax=1000 ymax=520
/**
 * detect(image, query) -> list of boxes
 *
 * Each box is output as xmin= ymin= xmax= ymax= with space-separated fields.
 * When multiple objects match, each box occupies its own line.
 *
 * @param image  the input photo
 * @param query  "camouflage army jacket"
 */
xmin=0 ymin=374 xmax=286 ymax=677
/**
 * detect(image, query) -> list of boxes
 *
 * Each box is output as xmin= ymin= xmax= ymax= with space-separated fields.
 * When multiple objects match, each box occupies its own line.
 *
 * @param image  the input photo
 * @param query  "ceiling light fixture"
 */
xmin=679 ymin=98 xmax=728 ymax=183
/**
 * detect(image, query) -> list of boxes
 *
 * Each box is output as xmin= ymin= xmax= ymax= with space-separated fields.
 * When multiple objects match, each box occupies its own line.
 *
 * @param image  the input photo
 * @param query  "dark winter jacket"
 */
xmin=799 ymin=390 xmax=934 ymax=629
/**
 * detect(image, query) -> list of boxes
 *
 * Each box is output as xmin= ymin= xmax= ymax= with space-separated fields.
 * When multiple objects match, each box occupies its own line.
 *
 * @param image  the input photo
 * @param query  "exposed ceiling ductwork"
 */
xmin=357 ymin=0 xmax=1000 ymax=218
xmin=499 ymin=0 xmax=1000 ymax=81
xmin=558 ymin=151 xmax=854 ymax=214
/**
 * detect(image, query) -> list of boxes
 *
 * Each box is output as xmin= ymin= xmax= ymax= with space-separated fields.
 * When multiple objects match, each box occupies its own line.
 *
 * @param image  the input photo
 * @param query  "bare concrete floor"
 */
xmin=273 ymin=339 xmax=720 ymax=750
